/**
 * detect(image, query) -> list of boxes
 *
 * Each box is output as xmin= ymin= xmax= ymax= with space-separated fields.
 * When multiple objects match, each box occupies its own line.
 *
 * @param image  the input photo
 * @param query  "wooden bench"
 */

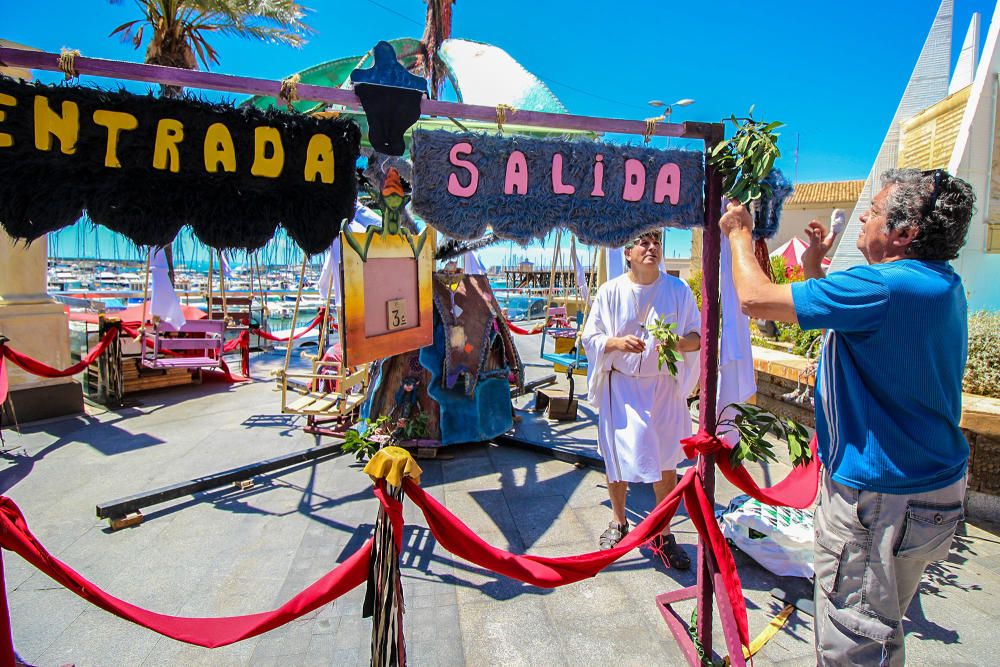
xmin=140 ymin=319 xmax=225 ymax=370
xmin=282 ymin=365 xmax=368 ymax=416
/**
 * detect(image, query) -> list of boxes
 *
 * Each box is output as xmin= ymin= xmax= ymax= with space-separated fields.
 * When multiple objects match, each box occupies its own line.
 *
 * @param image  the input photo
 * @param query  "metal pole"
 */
xmin=695 ymin=124 xmax=725 ymax=656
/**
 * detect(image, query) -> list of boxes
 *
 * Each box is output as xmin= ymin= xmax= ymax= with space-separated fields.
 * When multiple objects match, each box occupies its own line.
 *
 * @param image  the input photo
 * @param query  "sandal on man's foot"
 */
xmin=599 ymin=521 xmax=629 ymax=550
xmin=648 ymin=534 xmax=691 ymax=570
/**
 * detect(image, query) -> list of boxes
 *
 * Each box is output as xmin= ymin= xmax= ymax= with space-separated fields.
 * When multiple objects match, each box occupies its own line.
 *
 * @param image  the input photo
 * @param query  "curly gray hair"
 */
xmin=880 ymin=168 xmax=976 ymax=260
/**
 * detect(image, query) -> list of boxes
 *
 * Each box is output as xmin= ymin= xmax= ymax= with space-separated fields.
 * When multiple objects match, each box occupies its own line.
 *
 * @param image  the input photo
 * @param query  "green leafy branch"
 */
xmin=720 ymin=403 xmax=812 ymax=469
xmin=648 ymin=316 xmax=683 ymax=376
xmin=341 ymin=416 xmax=390 ymax=463
xmin=708 ymin=106 xmax=783 ymax=204
xmin=399 ymin=412 xmax=430 ymax=441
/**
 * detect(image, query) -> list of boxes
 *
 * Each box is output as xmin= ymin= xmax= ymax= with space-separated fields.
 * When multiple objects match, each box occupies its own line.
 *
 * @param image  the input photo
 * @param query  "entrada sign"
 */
xmin=410 ymin=129 xmax=705 ymax=247
xmin=0 ymin=76 xmax=360 ymax=253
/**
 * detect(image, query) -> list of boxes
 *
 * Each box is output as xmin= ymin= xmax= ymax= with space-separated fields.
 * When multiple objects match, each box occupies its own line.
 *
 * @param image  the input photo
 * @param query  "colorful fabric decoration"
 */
xmin=350 ymin=41 xmax=428 ymax=156
xmin=0 ymin=76 xmax=360 ymax=254
xmin=410 ymin=130 xmax=705 ymax=247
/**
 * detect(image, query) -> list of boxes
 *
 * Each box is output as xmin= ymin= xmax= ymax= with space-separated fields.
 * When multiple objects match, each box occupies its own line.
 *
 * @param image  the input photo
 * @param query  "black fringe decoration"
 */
xmin=434 ymin=233 xmax=504 ymax=262
xmin=363 ymin=483 xmax=406 ymax=667
xmin=0 ymin=77 xmax=360 ymax=254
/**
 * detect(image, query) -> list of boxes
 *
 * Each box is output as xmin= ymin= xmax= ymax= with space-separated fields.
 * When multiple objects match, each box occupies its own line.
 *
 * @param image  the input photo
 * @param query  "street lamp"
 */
xmin=647 ymin=98 xmax=694 ymax=146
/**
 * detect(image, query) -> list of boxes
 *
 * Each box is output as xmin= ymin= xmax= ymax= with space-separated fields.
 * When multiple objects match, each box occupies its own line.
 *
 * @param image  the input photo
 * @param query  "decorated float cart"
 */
xmin=0 ymin=39 xmax=818 ymax=667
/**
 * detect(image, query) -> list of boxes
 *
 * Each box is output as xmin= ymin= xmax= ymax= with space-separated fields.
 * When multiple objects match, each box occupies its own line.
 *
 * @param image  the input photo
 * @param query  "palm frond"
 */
xmin=108 ymin=0 xmax=314 ymax=71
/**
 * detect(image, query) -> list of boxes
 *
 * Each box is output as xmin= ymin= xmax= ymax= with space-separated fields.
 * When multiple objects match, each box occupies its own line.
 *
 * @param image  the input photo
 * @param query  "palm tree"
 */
xmin=418 ymin=0 xmax=455 ymax=99
xmin=108 ymin=0 xmax=314 ymax=282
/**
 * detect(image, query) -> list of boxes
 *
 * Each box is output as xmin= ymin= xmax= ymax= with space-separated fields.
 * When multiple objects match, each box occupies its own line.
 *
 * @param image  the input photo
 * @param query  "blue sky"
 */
xmin=5 ymin=0 xmax=996 ymax=264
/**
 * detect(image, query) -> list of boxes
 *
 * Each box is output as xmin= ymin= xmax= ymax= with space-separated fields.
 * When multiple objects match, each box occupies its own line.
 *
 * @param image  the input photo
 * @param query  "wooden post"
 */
xmin=696 ymin=124 xmax=725 ymax=658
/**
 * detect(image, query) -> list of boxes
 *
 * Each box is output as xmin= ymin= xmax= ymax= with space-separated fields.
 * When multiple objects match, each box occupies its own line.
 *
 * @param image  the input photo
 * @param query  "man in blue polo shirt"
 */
xmin=720 ymin=168 xmax=975 ymax=666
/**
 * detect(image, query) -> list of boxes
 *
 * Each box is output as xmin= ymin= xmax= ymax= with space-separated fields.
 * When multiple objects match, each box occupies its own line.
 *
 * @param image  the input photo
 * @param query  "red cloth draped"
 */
xmin=403 ymin=470 xmax=750 ymax=649
xmin=504 ymin=319 xmax=543 ymax=336
xmin=0 ymin=327 xmax=120 ymax=379
xmin=251 ymin=312 xmax=329 ymax=342
xmin=0 ymin=497 xmax=371 ymax=649
xmin=682 ymin=431 xmax=821 ymax=509
xmin=0 ymin=357 xmax=8 ymax=407
xmin=223 ymin=330 xmax=249 ymax=354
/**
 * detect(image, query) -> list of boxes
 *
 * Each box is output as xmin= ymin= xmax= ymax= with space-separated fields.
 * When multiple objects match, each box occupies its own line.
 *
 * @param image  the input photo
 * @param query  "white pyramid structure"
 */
xmin=950 ymin=12 xmax=981 ymax=94
xmin=948 ymin=2 xmax=1000 ymax=310
xmin=828 ymin=0 xmax=954 ymax=272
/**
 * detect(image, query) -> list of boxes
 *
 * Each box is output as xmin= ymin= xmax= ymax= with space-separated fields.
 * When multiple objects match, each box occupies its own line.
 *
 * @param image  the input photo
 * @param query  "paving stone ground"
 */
xmin=0 ymin=342 xmax=997 ymax=666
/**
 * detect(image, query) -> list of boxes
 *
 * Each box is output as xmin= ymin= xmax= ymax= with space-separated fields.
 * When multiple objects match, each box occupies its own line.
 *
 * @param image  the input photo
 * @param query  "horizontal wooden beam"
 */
xmin=0 ymin=46 xmax=718 ymax=141
xmin=95 ymin=440 xmax=343 ymax=520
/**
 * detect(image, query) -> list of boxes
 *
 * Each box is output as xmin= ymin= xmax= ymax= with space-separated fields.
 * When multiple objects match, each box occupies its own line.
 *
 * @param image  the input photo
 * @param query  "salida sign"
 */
xmin=410 ymin=129 xmax=705 ymax=247
xmin=0 ymin=76 xmax=360 ymax=253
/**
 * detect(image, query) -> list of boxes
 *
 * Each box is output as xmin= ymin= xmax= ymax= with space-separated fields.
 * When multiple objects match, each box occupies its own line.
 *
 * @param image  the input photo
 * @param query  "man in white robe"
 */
xmin=582 ymin=232 xmax=701 ymax=566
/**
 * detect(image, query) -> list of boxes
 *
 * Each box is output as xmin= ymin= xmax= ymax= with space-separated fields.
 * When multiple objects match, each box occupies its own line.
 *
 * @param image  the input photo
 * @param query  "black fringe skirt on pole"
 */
xmin=364 ymin=482 xmax=405 ymax=666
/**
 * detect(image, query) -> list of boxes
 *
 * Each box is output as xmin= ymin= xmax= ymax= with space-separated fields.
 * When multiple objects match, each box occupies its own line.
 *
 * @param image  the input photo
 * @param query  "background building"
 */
xmin=771 ymin=180 xmax=863 ymax=255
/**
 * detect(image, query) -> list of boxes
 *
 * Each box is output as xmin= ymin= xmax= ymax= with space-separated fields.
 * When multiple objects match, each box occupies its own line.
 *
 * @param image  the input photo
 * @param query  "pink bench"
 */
xmin=140 ymin=319 xmax=225 ymax=370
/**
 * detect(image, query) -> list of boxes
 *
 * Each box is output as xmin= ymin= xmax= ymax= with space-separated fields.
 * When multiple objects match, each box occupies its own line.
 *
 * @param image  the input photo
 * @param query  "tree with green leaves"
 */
xmin=107 ymin=0 xmax=314 ymax=280
xmin=110 ymin=0 xmax=313 ymax=96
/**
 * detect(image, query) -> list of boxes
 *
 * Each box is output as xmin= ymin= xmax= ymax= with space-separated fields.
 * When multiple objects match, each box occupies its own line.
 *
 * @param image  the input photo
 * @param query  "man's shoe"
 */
xmin=599 ymin=521 xmax=629 ymax=550
xmin=648 ymin=533 xmax=691 ymax=570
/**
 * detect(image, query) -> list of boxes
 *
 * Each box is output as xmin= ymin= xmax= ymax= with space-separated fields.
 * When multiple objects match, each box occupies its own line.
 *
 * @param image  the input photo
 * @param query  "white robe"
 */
xmin=582 ymin=272 xmax=700 ymax=483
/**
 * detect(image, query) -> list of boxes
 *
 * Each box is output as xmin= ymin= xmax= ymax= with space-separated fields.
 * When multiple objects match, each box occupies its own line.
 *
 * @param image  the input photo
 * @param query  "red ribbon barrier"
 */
xmin=373 ymin=482 xmax=405 ymax=554
xmin=251 ymin=312 xmax=329 ymax=342
xmin=0 ymin=497 xmax=371 ymax=650
xmin=504 ymin=319 xmax=544 ymax=336
xmin=0 ymin=327 xmax=120 ymax=379
xmin=0 ymin=357 xmax=8 ymax=408
xmin=682 ymin=431 xmax=820 ymax=509
xmin=403 ymin=470 xmax=751 ymax=650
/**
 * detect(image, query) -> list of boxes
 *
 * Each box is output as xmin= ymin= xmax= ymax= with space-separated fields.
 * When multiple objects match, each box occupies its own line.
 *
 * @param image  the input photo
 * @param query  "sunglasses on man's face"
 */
xmin=922 ymin=169 xmax=945 ymax=218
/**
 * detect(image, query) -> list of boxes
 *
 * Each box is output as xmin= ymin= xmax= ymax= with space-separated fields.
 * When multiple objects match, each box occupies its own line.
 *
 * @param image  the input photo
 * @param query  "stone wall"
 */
xmin=751 ymin=346 xmax=816 ymax=429
xmin=752 ymin=346 xmax=1000 ymax=519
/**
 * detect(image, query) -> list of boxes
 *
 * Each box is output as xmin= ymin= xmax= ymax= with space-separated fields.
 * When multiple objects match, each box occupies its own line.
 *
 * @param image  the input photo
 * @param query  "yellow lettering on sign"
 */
xmin=153 ymin=118 xmax=184 ymax=172
xmin=304 ymin=133 xmax=335 ymax=184
xmin=0 ymin=93 xmax=16 ymax=149
xmin=251 ymin=126 xmax=285 ymax=178
xmin=34 ymin=95 xmax=79 ymax=154
xmin=204 ymin=122 xmax=236 ymax=173
xmin=92 ymin=110 xmax=138 ymax=168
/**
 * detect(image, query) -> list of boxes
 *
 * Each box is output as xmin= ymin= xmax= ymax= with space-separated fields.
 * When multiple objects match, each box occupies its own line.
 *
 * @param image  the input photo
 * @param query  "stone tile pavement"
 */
xmin=0 ymin=349 xmax=997 ymax=665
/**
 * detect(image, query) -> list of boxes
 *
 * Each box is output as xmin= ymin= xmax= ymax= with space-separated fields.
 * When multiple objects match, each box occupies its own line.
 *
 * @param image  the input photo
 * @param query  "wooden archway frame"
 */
xmin=0 ymin=44 xmax=739 ymax=666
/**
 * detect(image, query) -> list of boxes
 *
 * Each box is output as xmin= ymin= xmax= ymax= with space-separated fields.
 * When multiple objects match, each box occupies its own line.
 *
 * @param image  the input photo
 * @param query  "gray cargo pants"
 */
xmin=813 ymin=471 xmax=967 ymax=666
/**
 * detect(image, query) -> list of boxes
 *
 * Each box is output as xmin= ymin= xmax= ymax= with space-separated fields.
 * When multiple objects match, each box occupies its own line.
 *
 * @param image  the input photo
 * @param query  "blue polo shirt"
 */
xmin=790 ymin=260 xmax=968 ymax=494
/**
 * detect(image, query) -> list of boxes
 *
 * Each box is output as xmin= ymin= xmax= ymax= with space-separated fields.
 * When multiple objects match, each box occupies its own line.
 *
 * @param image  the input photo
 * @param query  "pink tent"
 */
xmin=770 ymin=237 xmax=830 ymax=277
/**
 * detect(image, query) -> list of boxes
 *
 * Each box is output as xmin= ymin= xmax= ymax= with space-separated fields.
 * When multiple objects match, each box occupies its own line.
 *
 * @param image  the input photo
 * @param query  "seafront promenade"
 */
xmin=1 ymin=339 xmax=997 ymax=666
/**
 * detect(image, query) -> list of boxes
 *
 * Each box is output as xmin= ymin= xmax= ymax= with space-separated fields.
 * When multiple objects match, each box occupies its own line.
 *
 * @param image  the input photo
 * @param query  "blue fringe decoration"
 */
xmin=753 ymin=169 xmax=794 ymax=240
xmin=411 ymin=130 xmax=705 ymax=247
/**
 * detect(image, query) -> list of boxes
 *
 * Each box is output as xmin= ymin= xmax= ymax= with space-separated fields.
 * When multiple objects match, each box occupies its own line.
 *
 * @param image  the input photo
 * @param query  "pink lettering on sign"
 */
xmin=447 ymin=142 xmax=479 ymax=197
xmin=504 ymin=150 xmax=528 ymax=195
xmin=653 ymin=163 xmax=681 ymax=204
xmin=622 ymin=159 xmax=646 ymax=202
xmin=551 ymin=153 xmax=575 ymax=195
xmin=591 ymin=154 xmax=605 ymax=197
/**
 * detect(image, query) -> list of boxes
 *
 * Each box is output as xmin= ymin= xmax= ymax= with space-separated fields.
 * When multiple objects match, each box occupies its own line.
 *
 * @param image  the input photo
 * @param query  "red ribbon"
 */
xmin=251 ymin=311 xmax=330 ymax=342
xmin=504 ymin=319 xmax=544 ymax=336
xmin=404 ymin=470 xmax=751 ymax=650
xmin=0 ymin=496 xmax=370 ymax=650
xmin=682 ymin=430 xmax=821 ymax=509
xmin=0 ymin=356 xmax=8 ymax=408
xmin=0 ymin=327 xmax=120 ymax=379
xmin=0 ymin=429 xmax=819 ymax=659
xmin=373 ymin=481 xmax=405 ymax=554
